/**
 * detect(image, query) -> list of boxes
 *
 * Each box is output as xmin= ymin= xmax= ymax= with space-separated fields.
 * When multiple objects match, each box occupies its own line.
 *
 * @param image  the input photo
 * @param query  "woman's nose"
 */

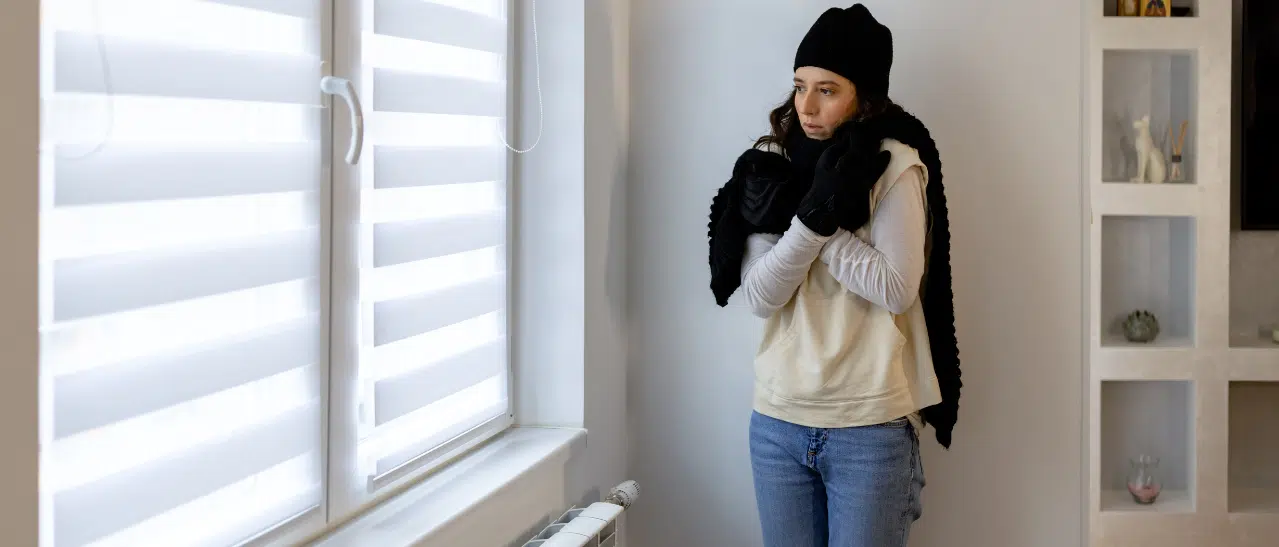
xmin=796 ymin=92 xmax=817 ymax=115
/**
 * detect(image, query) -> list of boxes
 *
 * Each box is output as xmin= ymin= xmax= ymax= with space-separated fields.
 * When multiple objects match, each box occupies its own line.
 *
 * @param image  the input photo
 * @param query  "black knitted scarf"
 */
xmin=706 ymin=105 xmax=962 ymax=449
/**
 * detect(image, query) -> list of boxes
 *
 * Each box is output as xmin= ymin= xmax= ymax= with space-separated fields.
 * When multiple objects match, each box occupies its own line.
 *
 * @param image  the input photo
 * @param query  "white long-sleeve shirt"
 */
xmin=740 ymin=165 xmax=928 ymax=316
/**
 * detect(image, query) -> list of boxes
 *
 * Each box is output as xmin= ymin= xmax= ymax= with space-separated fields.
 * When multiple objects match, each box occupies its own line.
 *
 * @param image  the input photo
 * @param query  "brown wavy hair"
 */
xmin=753 ymin=89 xmax=899 ymax=152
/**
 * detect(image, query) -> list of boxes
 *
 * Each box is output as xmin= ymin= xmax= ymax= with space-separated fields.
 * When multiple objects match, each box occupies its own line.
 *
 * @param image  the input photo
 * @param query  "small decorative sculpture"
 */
xmin=1131 ymin=116 xmax=1167 ymax=183
xmin=1167 ymin=121 xmax=1188 ymax=182
xmin=1123 ymin=310 xmax=1161 ymax=343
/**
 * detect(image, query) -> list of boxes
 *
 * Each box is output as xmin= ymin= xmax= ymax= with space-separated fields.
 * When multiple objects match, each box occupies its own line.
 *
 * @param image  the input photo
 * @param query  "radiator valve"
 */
xmin=605 ymin=480 xmax=640 ymax=508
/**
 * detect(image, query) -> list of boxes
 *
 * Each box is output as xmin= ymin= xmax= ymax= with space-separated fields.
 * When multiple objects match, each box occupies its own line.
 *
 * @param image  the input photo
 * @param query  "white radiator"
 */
xmin=521 ymin=480 xmax=640 ymax=547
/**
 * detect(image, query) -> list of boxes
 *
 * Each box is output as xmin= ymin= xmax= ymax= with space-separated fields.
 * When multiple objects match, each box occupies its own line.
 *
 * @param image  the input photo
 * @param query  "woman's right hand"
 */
xmin=734 ymin=149 xmax=793 ymax=228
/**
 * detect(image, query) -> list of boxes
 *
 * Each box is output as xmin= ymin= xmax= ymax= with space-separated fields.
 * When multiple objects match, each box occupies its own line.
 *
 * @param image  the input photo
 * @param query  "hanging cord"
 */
xmin=60 ymin=0 xmax=115 ymax=160
xmin=498 ymin=0 xmax=542 ymax=154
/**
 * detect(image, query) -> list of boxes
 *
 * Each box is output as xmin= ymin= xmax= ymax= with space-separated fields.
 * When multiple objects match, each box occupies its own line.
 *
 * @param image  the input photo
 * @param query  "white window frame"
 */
xmin=323 ymin=0 xmax=519 ymax=523
xmin=34 ymin=0 xmax=522 ymax=543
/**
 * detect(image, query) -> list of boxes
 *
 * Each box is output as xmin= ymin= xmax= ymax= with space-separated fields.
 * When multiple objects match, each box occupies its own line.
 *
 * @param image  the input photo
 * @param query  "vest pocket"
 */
xmin=753 ymin=322 xmax=797 ymax=390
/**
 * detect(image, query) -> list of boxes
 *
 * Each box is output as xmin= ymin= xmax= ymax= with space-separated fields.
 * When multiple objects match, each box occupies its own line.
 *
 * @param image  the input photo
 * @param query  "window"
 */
xmin=328 ymin=0 xmax=512 ymax=514
xmin=38 ymin=0 xmax=514 ymax=544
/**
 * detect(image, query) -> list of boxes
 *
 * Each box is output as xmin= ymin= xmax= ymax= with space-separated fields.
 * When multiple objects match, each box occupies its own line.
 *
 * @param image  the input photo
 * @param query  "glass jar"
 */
xmin=1126 ymin=455 xmax=1162 ymax=504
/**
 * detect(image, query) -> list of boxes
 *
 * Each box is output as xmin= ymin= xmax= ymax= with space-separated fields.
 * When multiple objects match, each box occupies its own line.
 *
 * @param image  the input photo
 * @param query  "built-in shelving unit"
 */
xmin=1086 ymin=1 xmax=1279 ymax=545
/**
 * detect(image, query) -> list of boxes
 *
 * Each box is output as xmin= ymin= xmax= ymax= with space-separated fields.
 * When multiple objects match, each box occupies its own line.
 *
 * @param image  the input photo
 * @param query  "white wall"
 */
xmin=573 ymin=0 xmax=631 ymax=519
xmin=515 ymin=0 xmax=586 ymax=429
xmin=0 ymin=1 xmax=39 ymax=544
xmin=626 ymin=1 xmax=1085 ymax=546
xmin=507 ymin=0 xmax=633 ymax=542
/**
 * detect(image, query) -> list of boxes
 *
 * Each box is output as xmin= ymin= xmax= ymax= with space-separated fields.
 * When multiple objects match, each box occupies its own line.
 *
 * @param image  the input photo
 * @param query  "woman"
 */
xmin=706 ymin=5 xmax=961 ymax=546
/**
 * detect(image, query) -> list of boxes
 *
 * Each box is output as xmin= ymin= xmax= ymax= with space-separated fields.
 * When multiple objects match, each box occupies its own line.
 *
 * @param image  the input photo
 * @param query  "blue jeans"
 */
xmin=748 ymin=411 xmax=924 ymax=547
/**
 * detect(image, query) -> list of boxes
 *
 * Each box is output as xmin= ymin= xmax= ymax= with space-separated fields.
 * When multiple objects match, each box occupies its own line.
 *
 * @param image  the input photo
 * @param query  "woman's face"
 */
xmin=793 ymin=66 xmax=859 ymax=141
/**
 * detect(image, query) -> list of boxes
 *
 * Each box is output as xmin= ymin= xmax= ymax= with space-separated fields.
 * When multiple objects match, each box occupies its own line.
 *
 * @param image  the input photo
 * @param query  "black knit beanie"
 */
xmin=793 ymin=4 xmax=893 ymax=98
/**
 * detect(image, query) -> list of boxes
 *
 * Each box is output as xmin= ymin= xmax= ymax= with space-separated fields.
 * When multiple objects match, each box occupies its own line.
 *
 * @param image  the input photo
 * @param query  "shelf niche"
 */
xmin=1101 ymin=380 xmax=1195 ymax=513
xmin=1229 ymin=229 xmax=1279 ymax=348
xmin=1101 ymin=216 xmax=1196 ymax=347
xmin=1101 ymin=50 xmax=1197 ymax=184
xmin=1104 ymin=0 xmax=1197 ymax=17
xmin=1229 ymin=382 xmax=1279 ymax=513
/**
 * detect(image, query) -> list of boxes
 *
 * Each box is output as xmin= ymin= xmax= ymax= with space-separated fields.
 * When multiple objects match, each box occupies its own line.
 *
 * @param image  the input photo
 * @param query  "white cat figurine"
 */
xmin=1131 ymin=115 xmax=1167 ymax=183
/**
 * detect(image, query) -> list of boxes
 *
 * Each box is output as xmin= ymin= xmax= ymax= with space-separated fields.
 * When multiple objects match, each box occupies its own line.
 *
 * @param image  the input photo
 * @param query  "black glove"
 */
xmin=734 ymin=149 xmax=794 ymax=230
xmin=836 ymin=144 xmax=892 ymax=233
xmin=797 ymin=132 xmax=892 ymax=236
xmin=796 ymin=137 xmax=851 ymax=236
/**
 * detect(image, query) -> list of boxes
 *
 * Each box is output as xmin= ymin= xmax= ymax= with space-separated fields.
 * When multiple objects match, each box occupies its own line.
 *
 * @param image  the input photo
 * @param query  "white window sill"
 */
xmin=312 ymin=426 xmax=586 ymax=547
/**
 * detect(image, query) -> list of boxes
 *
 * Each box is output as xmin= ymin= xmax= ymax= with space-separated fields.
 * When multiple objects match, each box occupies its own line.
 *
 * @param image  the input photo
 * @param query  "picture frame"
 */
xmin=1117 ymin=0 xmax=1141 ymax=16
xmin=1141 ymin=0 xmax=1171 ymax=17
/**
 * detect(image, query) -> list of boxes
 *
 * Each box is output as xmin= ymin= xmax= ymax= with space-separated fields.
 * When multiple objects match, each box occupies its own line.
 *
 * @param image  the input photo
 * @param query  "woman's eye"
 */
xmin=820 ymin=88 xmax=834 ymax=96
xmin=794 ymin=85 xmax=805 ymax=93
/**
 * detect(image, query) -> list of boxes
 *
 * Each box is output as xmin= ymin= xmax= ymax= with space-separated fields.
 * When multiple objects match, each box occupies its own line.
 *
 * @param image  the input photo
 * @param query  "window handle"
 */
xmin=321 ymin=76 xmax=364 ymax=165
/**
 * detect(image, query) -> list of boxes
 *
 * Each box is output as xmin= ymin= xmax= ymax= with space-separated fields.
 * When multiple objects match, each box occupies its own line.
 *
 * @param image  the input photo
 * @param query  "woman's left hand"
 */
xmin=835 ymin=143 xmax=891 ymax=232
xmin=796 ymin=138 xmax=854 ymax=236
xmin=800 ymin=130 xmax=891 ymax=236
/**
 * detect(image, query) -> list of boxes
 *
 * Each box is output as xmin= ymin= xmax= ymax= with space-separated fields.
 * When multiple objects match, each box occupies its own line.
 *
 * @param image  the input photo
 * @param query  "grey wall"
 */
xmin=626 ymin=1 xmax=1085 ymax=545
